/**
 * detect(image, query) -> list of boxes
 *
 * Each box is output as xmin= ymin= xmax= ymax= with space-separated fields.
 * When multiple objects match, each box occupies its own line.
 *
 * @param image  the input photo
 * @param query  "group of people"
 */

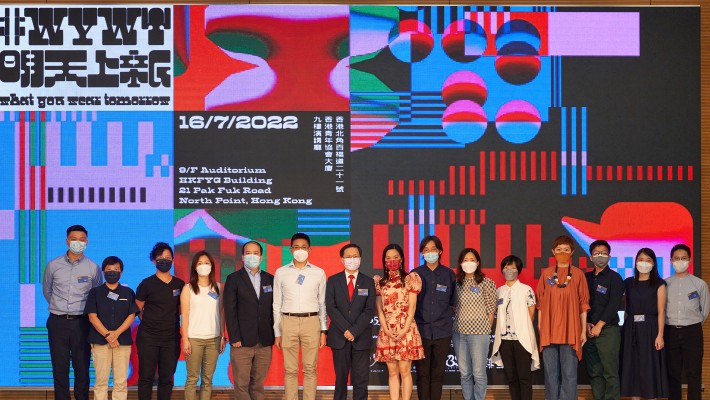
xmin=42 ymin=225 xmax=708 ymax=400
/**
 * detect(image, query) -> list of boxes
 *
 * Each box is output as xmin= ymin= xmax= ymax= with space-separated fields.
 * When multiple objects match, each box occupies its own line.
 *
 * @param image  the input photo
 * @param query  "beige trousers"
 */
xmin=184 ymin=337 xmax=220 ymax=400
xmin=281 ymin=315 xmax=321 ymax=400
xmin=230 ymin=343 xmax=272 ymax=400
xmin=91 ymin=343 xmax=132 ymax=400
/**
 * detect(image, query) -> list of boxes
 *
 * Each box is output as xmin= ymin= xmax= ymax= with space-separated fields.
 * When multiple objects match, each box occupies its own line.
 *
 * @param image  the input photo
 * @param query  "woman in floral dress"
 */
xmin=375 ymin=243 xmax=424 ymax=400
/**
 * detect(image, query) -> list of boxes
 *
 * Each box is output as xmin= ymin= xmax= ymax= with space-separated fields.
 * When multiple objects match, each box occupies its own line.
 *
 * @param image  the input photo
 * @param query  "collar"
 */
xmin=594 ymin=265 xmax=610 ymax=276
xmin=287 ymin=262 xmax=312 ymax=270
xmin=246 ymin=267 xmax=261 ymax=277
xmin=64 ymin=252 xmax=85 ymax=264
xmin=346 ymin=270 xmax=358 ymax=281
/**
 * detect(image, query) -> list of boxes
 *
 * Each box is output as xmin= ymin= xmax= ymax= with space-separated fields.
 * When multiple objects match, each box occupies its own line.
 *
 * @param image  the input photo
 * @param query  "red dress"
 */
xmin=374 ymin=271 xmax=424 ymax=362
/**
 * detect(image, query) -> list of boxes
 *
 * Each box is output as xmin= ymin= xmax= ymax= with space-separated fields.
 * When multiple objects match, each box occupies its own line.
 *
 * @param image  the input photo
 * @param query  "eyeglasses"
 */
xmin=672 ymin=257 xmax=690 ymax=262
xmin=592 ymin=252 xmax=609 ymax=257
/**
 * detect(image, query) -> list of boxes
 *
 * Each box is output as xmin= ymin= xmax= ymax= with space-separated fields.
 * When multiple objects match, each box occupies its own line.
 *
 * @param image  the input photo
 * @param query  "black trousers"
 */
xmin=665 ymin=323 xmax=703 ymax=400
xmin=499 ymin=339 xmax=533 ymax=400
xmin=415 ymin=336 xmax=451 ymax=400
xmin=332 ymin=341 xmax=370 ymax=400
xmin=136 ymin=330 xmax=180 ymax=400
xmin=46 ymin=314 xmax=91 ymax=400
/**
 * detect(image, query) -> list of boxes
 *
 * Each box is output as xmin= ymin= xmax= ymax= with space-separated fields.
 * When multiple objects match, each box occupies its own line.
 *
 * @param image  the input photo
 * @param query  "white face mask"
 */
xmin=344 ymin=257 xmax=361 ymax=271
xmin=69 ymin=240 xmax=86 ymax=254
xmin=196 ymin=264 xmax=211 ymax=276
xmin=460 ymin=261 xmax=478 ymax=274
xmin=423 ymin=252 xmax=439 ymax=264
xmin=635 ymin=261 xmax=653 ymax=274
xmin=243 ymin=254 xmax=261 ymax=269
xmin=293 ymin=249 xmax=309 ymax=263
xmin=672 ymin=260 xmax=689 ymax=273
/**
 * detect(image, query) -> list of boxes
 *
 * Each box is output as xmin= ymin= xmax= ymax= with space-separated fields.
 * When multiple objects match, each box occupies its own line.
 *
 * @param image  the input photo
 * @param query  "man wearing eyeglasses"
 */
xmin=583 ymin=239 xmax=624 ymax=400
xmin=664 ymin=244 xmax=709 ymax=400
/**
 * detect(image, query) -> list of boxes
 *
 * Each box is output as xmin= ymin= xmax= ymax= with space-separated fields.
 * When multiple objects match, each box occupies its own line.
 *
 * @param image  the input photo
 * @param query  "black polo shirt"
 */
xmin=135 ymin=274 xmax=184 ymax=339
xmin=84 ymin=283 xmax=140 ymax=345
xmin=413 ymin=263 xmax=456 ymax=340
xmin=585 ymin=265 xmax=624 ymax=326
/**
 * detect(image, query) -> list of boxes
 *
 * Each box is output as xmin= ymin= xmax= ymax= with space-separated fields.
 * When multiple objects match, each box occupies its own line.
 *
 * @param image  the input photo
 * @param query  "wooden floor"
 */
xmin=0 ymin=387 xmax=658 ymax=400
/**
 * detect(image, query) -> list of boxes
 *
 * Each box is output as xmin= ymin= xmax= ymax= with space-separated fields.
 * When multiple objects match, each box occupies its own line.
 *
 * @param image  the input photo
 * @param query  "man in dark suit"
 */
xmin=325 ymin=243 xmax=377 ymax=400
xmin=224 ymin=241 xmax=275 ymax=400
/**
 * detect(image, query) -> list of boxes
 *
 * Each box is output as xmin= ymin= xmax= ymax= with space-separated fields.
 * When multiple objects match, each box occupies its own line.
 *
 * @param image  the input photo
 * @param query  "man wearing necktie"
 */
xmin=325 ymin=243 xmax=377 ymax=400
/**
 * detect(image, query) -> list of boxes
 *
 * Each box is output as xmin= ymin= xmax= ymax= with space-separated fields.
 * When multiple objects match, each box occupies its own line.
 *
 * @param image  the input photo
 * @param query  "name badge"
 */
xmin=596 ymin=285 xmax=608 ymax=294
xmin=107 ymin=292 xmax=119 ymax=301
xmin=546 ymin=278 xmax=556 ymax=286
xmin=172 ymin=289 xmax=181 ymax=297
xmin=470 ymin=287 xmax=481 ymax=294
xmin=297 ymin=274 xmax=306 ymax=285
xmin=358 ymin=288 xmax=369 ymax=296
xmin=633 ymin=315 xmax=645 ymax=322
xmin=263 ymin=285 xmax=273 ymax=293
xmin=497 ymin=298 xmax=504 ymax=306
xmin=436 ymin=284 xmax=447 ymax=292
xmin=688 ymin=291 xmax=699 ymax=300
xmin=77 ymin=276 xmax=89 ymax=283
xmin=208 ymin=291 xmax=219 ymax=300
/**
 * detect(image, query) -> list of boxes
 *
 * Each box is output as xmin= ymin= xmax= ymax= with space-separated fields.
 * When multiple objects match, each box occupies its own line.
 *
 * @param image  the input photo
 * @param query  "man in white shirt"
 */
xmin=273 ymin=232 xmax=327 ymax=400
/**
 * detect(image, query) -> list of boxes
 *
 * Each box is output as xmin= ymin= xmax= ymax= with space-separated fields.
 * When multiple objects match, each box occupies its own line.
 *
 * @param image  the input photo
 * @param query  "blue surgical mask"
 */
xmin=243 ymin=254 xmax=261 ymax=269
xmin=423 ymin=252 xmax=439 ymax=264
xmin=69 ymin=240 xmax=86 ymax=254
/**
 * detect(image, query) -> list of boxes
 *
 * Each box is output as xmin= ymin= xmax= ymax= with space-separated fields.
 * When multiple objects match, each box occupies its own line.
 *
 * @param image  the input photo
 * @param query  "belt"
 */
xmin=51 ymin=313 xmax=85 ymax=320
xmin=667 ymin=322 xmax=701 ymax=329
xmin=282 ymin=312 xmax=318 ymax=317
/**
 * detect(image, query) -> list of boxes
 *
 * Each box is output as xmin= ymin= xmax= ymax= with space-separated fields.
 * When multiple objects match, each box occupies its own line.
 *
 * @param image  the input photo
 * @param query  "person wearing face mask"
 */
xmin=223 ymin=241 xmax=275 ymax=400
xmin=491 ymin=255 xmax=539 ymax=400
xmin=412 ymin=235 xmax=456 ymax=400
xmin=375 ymin=243 xmax=424 ymax=400
xmin=181 ymin=250 xmax=226 ymax=400
xmin=134 ymin=242 xmax=185 ymax=400
xmin=583 ymin=239 xmax=624 ymax=400
xmin=452 ymin=248 xmax=496 ymax=400
xmin=620 ymin=248 xmax=668 ymax=399
xmin=43 ymin=224 xmax=102 ymax=400
xmin=536 ymin=235 xmax=589 ymax=400
xmin=325 ymin=243 xmax=376 ymax=400
xmin=84 ymin=256 xmax=139 ymax=400
xmin=664 ymin=244 xmax=709 ymax=400
xmin=272 ymin=232 xmax=328 ymax=400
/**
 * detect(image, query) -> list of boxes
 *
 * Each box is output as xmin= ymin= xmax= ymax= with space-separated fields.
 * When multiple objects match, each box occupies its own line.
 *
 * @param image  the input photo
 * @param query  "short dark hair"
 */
xmin=242 ymin=240 xmax=263 ymax=255
xmin=589 ymin=240 xmax=611 ymax=254
xmin=66 ymin=225 xmax=88 ymax=237
xmin=670 ymin=243 xmax=691 ymax=259
xmin=102 ymin=256 xmax=124 ymax=272
xmin=149 ymin=242 xmax=173 ymax=261
xmin=419 ymin=235 xmax=443 ymax=254
xmin=500 ymin=255 xmax=523 ymax=274
xmin=340 ymin=243 xmax=362 ymax=258
xmin=291 ymin=232 xmax=310 ymax=247
xmin=551 ymin=235 xmax=575 ymax=252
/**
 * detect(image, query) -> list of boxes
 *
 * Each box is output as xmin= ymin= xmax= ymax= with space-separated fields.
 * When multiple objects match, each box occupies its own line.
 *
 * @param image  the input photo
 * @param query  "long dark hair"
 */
xmin=379 ymin=243 xmax=408 ymax=287
xmin=189 ymin=250 xmax=220 ymax=295
xmin=456 ymin=248 xmax=485 ymax=285
xmin=633 ymin=247 xmax=661 ymax=287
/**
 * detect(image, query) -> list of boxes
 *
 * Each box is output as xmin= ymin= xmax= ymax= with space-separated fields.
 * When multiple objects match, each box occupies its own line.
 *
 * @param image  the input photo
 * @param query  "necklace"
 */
xmin=554 ymin=265 xmax=572 ymax=288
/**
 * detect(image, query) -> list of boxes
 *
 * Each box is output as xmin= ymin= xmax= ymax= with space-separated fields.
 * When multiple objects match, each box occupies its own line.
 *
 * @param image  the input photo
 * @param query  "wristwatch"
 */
xmin=321 ymin=330 xmax=327 ymax=335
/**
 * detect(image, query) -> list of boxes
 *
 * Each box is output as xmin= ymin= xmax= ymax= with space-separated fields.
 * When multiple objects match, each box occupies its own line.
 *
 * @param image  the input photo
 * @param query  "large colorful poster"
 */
xmin=0 ymin=4 xmax=699 ymax=388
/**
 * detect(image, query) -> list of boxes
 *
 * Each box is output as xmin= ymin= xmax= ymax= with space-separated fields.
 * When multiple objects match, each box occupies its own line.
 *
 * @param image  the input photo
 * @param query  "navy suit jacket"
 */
xmin=223 ymin=267 xmax=275 ymax=347
xmin=325 ymin=271 xmax=376 ymax=350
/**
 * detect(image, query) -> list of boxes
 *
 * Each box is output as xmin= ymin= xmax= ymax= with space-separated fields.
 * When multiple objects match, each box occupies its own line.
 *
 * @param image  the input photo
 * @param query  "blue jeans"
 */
xmin=542 ymin=344 xmax=578 ymax=400
xmin=453 ymin=332 xmax=490 ymax=400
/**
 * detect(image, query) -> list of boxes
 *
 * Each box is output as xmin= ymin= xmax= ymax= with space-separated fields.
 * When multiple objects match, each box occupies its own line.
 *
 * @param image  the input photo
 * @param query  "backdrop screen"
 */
xmin=0 ymin=4 xmax=699 ymax=387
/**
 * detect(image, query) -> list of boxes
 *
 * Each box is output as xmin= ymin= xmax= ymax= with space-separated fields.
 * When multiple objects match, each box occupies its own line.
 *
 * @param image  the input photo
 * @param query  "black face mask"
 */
xmin=104 ymin=270 xmax=121 ymax=284
xmin=155 ymin=259 xmax=172 ymax=272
